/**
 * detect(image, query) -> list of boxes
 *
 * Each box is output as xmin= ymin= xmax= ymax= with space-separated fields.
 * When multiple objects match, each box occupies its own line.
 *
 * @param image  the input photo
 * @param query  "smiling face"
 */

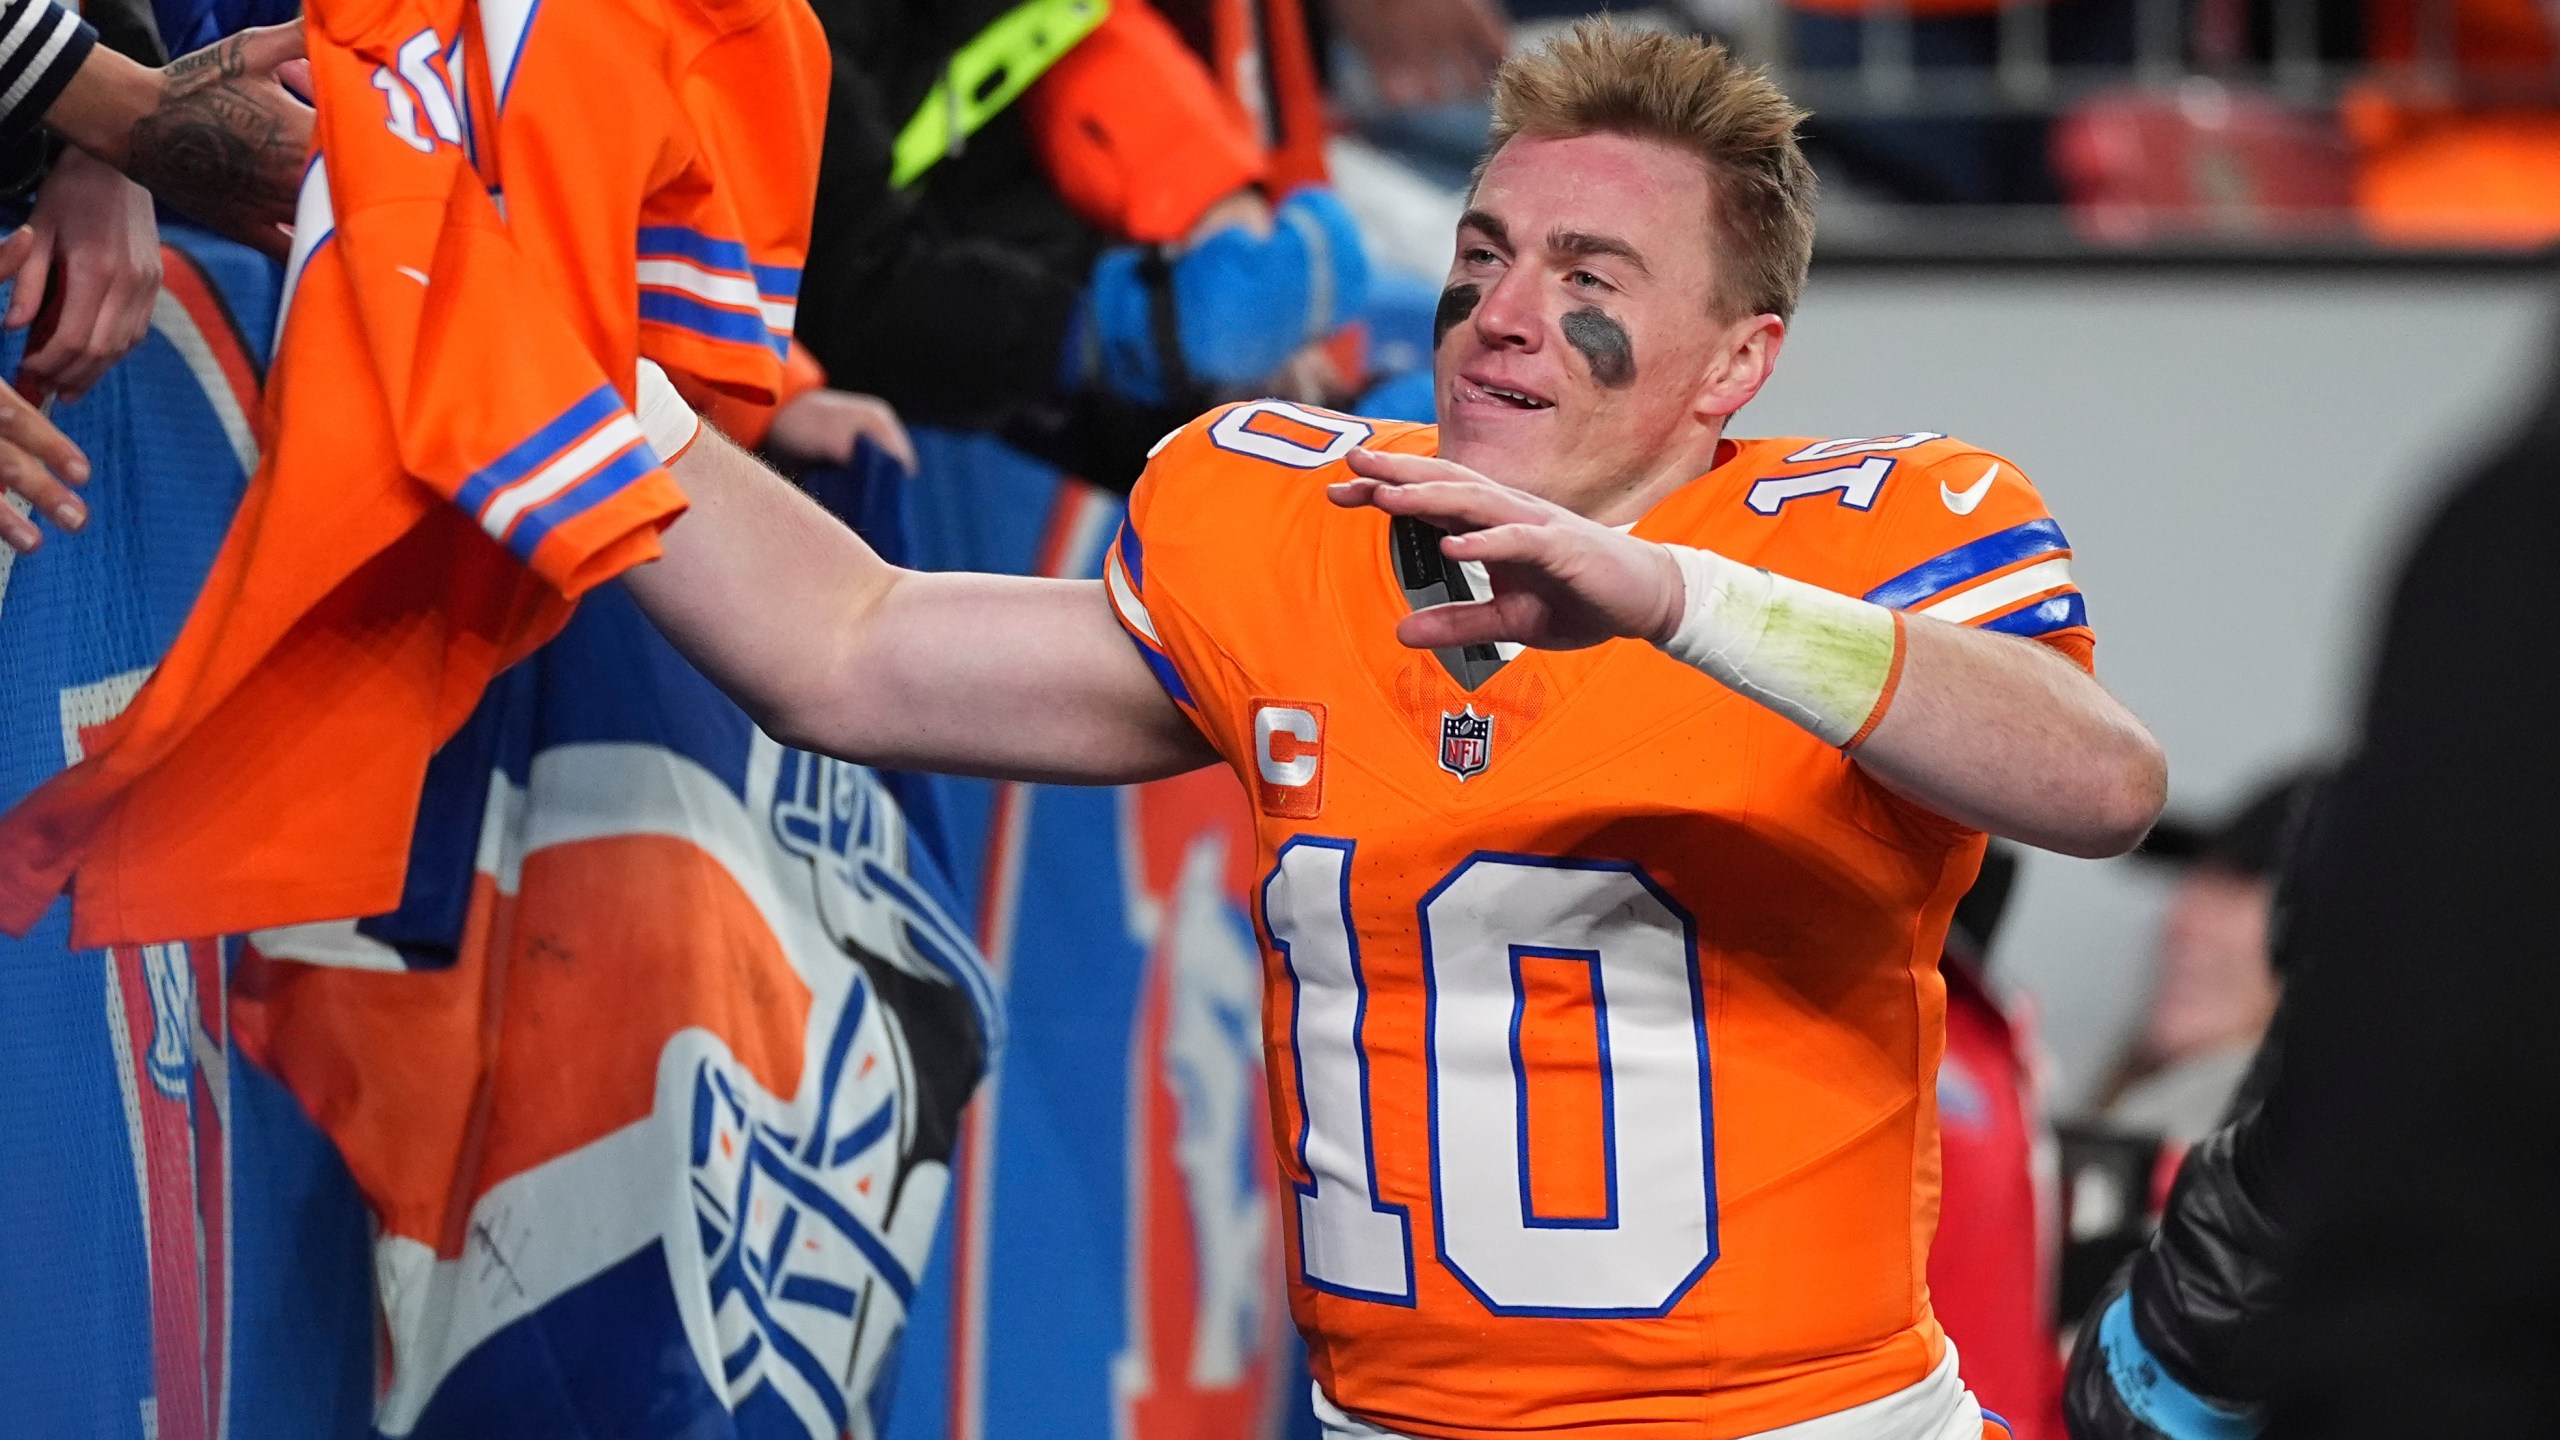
xmin=1434 ymin=131 xmax=1786 ymax=523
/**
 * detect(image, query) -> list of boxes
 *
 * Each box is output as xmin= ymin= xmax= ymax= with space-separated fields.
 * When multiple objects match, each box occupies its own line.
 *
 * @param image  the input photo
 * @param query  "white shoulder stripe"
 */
xmin=1916 ymin=556 xmax=2076 ymax=625
xmin=1104 ymin=544 xmax=1160 ymax=645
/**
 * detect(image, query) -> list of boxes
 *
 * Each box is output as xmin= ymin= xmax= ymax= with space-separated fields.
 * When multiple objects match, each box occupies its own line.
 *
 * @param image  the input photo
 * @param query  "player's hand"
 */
xmin=8 ymin=148 xmax=162 ymax=404
xmin=1329 ymin=446 xmax=1686 ymax=652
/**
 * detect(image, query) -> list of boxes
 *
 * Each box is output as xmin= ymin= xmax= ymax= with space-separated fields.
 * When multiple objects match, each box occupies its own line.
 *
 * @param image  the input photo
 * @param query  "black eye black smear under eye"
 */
xmin=1560 ymin=307 xmax=1635 ymax=388
xmin=1433 ymin=284 xmax=1481 ymax=348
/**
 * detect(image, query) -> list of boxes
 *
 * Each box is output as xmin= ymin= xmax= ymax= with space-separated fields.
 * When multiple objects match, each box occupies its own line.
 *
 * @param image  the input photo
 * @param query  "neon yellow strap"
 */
xmin=890 ymin=0 xmax=1111 ymax=191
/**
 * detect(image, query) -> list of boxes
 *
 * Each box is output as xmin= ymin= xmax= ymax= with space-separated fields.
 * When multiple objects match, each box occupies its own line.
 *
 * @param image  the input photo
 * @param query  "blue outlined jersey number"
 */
xmin=1207 ymin=400 xmax=1374 ymax=470
xmin=1263 ymin=840 xmax=1716 ymax=1318
xmin=1744 ymin=432 xmax=1944 ymax=516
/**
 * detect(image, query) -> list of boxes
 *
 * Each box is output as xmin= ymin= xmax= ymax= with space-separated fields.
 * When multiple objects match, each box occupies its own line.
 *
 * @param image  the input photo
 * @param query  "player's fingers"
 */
xmin=1344 ymin=445 xmax=1485 ymax=487
xmin=1395 ymin=599 xmax=1512 ymax=651
xmin=1358 ymin=477 xmax=1544 ymax=533
xmin=1324 ymin=477 xmax=1383 ymax=508
xmin=1439 ymin=522 xmax=1557 ymax=567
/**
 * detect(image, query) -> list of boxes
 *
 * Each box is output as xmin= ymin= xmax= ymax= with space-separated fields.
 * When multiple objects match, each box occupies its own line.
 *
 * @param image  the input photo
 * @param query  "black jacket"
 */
xmin=2066 ymin=324 xmax=2560 ymax=1439
xmin=795 ymin=0 xmax=1101 ymax=432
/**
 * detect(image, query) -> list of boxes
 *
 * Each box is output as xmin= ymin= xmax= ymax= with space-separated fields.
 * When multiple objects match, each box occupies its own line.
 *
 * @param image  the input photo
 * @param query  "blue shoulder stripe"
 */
xmin=1126 ymin=629 xmax=1195 ymax=708
xmin=1865 ymin=518 xmax=2070 ymax=610
xmin=1980 ymin=589 xmax=2087 ymax=638
xmin=1115 ymin=520 xmax=1145 ymax=591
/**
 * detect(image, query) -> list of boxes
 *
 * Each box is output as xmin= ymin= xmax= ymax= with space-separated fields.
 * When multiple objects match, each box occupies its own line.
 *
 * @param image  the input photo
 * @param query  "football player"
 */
xmin=621 ymin=20 xmax=2165 ymax=1439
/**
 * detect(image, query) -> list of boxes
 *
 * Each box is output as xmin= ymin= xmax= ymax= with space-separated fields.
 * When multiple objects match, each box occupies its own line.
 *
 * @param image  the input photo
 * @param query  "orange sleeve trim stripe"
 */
xmin=1845 ymin=610 xmax=1908 ymax=752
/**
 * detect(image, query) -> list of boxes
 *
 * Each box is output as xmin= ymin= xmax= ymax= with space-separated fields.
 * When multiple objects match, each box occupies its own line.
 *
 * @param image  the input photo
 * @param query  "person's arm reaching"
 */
xmin=623 ymin=364 xmax=1218 ymax=785
xmin=39 ymin=20 xmax=309 ymax=255
xmin=1329 ymin=446 xmax=2167 ymax=858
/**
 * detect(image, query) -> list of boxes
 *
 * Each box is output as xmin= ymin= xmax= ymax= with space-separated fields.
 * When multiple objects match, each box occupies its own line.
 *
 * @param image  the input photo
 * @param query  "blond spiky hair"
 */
xmin=1480 ymin=20 xmax=1819 ymax=321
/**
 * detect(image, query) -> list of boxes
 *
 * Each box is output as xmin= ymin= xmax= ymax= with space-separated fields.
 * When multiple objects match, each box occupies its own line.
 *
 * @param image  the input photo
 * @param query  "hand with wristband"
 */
xmin=1327 ymin=444 xmax=1904 ymax=750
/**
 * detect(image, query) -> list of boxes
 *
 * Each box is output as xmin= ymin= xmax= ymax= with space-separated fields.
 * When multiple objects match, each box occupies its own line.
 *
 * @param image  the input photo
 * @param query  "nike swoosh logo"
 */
xmin=1942 ymin=462 xmax=1999 ymax=515
xmin=397 ymin=266 xmax=431 ymax=286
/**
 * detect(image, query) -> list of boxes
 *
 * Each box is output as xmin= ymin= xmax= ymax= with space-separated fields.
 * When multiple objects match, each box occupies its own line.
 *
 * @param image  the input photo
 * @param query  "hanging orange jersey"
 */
xmin=1103 ymin=402 xmax=2094 ymax=1438
xmin=0 ymin=0 xmax=828 ymax=946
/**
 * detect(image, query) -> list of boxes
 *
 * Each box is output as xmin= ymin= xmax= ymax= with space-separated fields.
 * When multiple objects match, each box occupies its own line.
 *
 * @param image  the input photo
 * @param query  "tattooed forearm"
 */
xmin=123 ymin=32 xmax=308 ymax=255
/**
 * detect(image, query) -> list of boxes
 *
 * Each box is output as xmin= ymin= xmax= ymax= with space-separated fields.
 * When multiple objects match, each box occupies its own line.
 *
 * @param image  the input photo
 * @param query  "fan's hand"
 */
xmin=0 ymin=230 xmax=94 ymax=554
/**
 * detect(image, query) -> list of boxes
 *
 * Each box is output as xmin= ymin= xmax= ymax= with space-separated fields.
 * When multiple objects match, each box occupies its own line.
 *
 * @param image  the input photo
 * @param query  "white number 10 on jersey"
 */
xmin=1264 ymin=838 xmax=1718 ymax=1318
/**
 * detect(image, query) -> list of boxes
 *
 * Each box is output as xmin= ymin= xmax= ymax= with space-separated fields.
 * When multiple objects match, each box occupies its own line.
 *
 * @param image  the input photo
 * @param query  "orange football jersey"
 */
xmin=0 ymin=0 xmax=826 ymax=944
xmin=1104 ymin=401 xmax=2095 ymax=1438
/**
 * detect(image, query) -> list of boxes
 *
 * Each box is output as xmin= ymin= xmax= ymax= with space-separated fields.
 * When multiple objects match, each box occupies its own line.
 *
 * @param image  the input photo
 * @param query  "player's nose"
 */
xmin=1468 ymin=269 xmax=1545 ymax=352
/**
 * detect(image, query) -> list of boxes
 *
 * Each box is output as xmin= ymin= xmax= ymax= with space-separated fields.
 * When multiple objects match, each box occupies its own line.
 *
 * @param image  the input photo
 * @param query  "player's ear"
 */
xmin=1692 ymin=312 xmax=1785 ymax=423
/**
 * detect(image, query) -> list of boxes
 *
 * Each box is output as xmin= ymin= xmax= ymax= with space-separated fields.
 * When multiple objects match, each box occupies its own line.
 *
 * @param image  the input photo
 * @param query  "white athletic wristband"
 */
xmin=1653 ymin=543 xmax=1906 ymax=748
xmin=633 ymin=357 xmax=704 ymax=463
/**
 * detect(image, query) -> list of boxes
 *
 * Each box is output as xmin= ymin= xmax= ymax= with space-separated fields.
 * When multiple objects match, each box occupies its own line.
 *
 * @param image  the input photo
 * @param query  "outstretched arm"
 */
xmin=1331 ymin=447 xmax=2166 ymax=857
xmin=44 ymin=22 xmax=310 ymax=256
xmin=627 ymin=406 xmax=1217 ymax=786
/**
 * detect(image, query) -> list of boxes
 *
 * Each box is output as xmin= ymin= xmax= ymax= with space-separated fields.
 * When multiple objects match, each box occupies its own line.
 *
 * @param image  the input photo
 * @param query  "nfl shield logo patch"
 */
xmin=1438 ymin=705 xmax=1494 ymax=781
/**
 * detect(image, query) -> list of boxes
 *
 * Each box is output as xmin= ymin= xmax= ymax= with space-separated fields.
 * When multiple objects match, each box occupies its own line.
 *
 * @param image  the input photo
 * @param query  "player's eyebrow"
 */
xmin=1548 ymin=228 xmax=1653 ymax=277
xmin=1457 ymin=209 xmax=1511 ymax=250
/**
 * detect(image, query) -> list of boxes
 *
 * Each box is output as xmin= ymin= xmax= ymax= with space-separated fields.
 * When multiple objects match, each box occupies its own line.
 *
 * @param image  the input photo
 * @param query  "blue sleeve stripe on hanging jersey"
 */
xmin=478 ymin=414 xmax=650 ymax=544
xmin=636 ymin=225 xmax=754 ymax=276
xmin=457 ymin=386 xmax=628 ymax=519
xmin=505 ymin=440 xmax=661 ymax=563
xmin=751 ymin=263 xmax=800 ymax=303
xmin=1980 ymin=588 xmax=2089 ymax=638
xmin=1865 ymin=518 xmax=2071 ymax=611
xmin=636 ymin=261 xmax=795 ymax=343
xmin=638 ymin=227 xmax=796 ymax=322
xmin=640 ymin=289 xmax=791 ymax=360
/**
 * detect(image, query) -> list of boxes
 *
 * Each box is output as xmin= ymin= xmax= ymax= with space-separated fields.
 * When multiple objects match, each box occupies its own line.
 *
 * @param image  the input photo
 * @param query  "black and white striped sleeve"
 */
xmin=0 ymin=0 xmax=97 ymax=148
